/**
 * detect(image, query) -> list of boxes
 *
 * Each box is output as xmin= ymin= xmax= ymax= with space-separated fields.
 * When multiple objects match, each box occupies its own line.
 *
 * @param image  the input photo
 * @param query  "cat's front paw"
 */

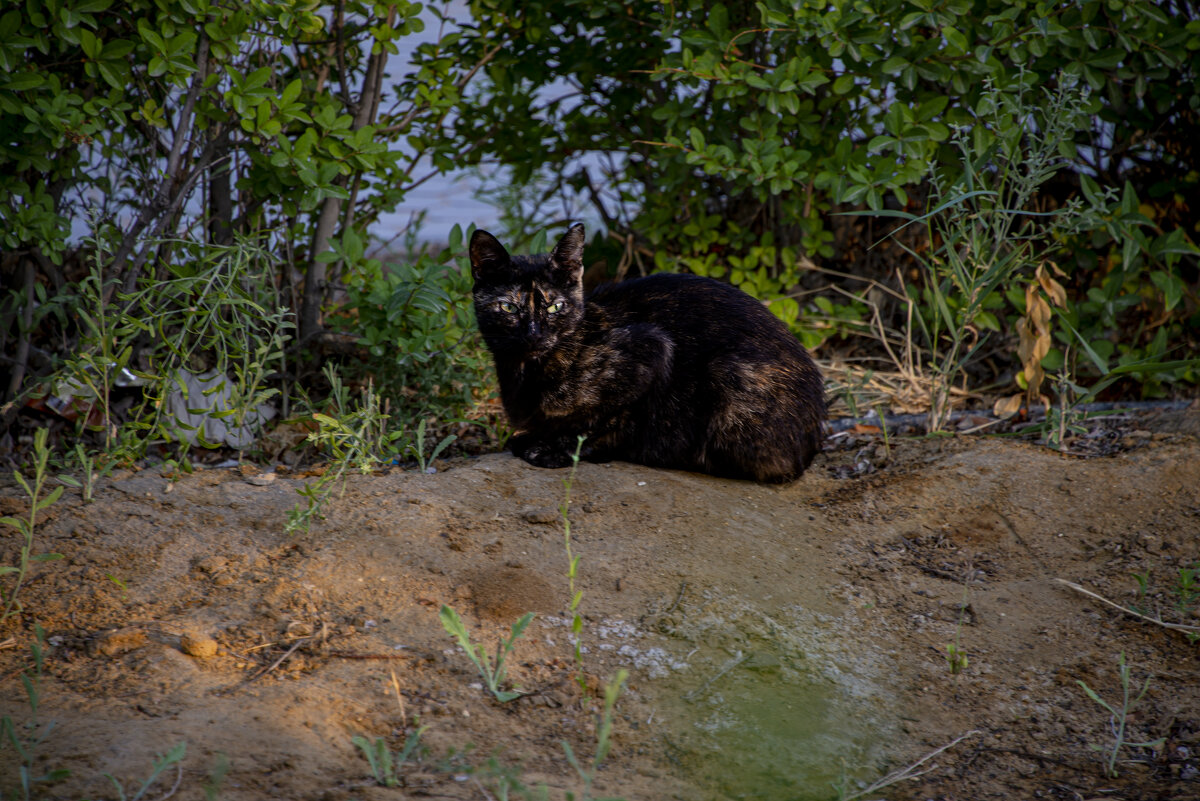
xmin=510 ymin=434 xmax=576 ymax=469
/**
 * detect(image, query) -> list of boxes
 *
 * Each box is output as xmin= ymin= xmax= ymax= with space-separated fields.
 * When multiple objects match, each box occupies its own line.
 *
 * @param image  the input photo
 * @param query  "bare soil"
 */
xmin=2 ymin=406 xmax=1199 ymax=801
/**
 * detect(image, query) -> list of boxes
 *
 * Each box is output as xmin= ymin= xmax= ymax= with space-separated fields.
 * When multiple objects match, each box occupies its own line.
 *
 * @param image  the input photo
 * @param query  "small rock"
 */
xmin=245 ymin=472 xmax=277 ymax=486
xmin=92 ymin=627 xmax=147 ymax=657
xmin=194 ymin=556 xmax=227 ymax=574
xmin=180 ymin=633 xmax=219 ymax=659
xmin=520 ymin=506 xmax=559 ymax=525
xmin=956 ymin=414 xmax=991 ymax=430
xmin=744 ymin=653 xmax=782 ymax=674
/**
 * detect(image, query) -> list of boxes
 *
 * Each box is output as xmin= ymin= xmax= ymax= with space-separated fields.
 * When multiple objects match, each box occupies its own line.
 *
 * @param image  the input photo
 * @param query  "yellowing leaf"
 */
xmin=993 ymin=394 xmax=1023 ymax=418
xmin=1036 ymin=263 xmax=1067 ymax=307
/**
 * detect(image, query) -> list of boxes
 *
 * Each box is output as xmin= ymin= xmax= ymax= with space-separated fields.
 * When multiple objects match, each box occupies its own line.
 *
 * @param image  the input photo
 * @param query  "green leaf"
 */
xmin=3 ymin=72 xmax=46 ymax=91
xmin=280 ymin=78 xmax=302 ymax=106
xmin=35 ymin=485 xmax=64 ymax=510
xmin=1150 ymin=270 xmax=1184 ymax=312
xmin=79 ymin=29 xmax=100 ymax=59
xmin=942 ymin=26 xmax=969 ymax=52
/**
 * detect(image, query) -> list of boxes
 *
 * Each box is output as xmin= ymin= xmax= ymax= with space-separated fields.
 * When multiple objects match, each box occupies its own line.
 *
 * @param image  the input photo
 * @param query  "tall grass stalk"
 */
xmin=562 ymin=669 xmax=629 ymax=801
xmin=0 ymin=429 xmax=65 ymax=626
xmin=560 ymin=436 xmax=587 ymax=685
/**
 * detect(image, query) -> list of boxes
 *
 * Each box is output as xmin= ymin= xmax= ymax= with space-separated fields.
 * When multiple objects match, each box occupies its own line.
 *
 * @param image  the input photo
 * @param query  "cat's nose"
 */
xmin=524 ymin=319 xmax=541 ymax=340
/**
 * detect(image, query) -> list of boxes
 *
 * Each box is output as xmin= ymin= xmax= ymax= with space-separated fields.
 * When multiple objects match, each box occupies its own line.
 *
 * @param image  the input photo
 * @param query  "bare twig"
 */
xmin=153 ymin=762 xmax=184 ymax=801
xmin=843 ymin=730 xmax=981 ymax=800
xmin=684 ymin=650 xmax=747 ymax=702
xmin=327 ymin=650 xmax=420 ymax=660
xmin=244 ymin=637 xmax=307 ymax=683
xmin=107 ymin=32 xmax=211 ymax=299
xmin=390 ymin=668 xmax=406 ymax=727
xmin=1054 ymin=578 xmax=1200 ymax=634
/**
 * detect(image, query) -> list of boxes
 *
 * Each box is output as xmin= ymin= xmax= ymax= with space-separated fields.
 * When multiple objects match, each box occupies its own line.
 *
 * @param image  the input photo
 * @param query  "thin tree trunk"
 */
xmin=209 ymin=127 xmax=233 ymax=246
xmin=4 ymin=258 xmax=35 ymax=403
xmin=297 ymin=16 xmax=393 ymax=344
xmin=105 ymin=33 xmax=210 ymax=302
xmin=298 ymin=193 xmax=343 ymax=342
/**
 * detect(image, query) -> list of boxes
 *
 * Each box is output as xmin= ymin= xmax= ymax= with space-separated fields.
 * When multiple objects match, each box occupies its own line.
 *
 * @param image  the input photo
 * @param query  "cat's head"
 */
xmin=469 ymin=224 xmax=586 ymax=361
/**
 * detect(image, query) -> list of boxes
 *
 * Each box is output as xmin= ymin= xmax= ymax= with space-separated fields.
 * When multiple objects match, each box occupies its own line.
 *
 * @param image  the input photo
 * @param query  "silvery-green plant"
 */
xmin=1077 ymin=652 xmax=1163 ymax=778
xmin=439 ymin=605 xmax=533 ymax=703
xmin=853 ymin=76 xmax=1092 ymax=431
xmin=65 ymin=232 xmax=292 ymax=460
xmin=352 ymin=726 xmax=426 ymax=787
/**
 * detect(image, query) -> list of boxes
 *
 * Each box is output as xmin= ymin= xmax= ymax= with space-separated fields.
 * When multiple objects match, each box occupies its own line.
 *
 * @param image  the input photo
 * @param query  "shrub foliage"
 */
xmin=0 ymin=0 xmax=1196 ymax=453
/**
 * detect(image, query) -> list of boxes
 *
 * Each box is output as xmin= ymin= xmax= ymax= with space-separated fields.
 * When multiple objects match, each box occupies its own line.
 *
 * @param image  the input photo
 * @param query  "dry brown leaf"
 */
xmin=993 ymin=394 xmax=1024 ymax=418
xmin=1036 ymin=262 xmax=1068 ymax=308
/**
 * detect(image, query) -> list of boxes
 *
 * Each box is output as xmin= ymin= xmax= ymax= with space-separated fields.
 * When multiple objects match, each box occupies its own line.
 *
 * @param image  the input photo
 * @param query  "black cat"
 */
xmin=469 ymin=224 xmax=826 ymax=483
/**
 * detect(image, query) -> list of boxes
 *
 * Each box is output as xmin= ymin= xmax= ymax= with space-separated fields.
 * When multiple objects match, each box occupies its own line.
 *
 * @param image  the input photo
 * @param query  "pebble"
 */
xmin=195 ymin=556 xmax=227 ymax=574
xmin=180 ymin=633 xmax=219 ymax=659
xmin=520 ymin=506 xmax=559 ymax=524
xmin=92 ymin=627 xmax=147 ymax=657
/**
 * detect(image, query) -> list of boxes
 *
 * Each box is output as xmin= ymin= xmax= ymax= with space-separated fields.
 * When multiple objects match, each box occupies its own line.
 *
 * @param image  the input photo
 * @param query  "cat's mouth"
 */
xmin=523 ymin=339 xmax=556 ymax=359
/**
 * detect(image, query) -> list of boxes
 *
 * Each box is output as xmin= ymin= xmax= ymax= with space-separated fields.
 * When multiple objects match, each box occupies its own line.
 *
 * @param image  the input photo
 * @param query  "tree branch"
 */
xmin=106 ymin=32 xmax=211 ymax=301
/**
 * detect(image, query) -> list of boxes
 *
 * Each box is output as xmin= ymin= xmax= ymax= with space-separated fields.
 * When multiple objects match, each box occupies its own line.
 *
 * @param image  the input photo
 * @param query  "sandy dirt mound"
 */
xmin=2 ymin=408 xmax=1199 ymax=800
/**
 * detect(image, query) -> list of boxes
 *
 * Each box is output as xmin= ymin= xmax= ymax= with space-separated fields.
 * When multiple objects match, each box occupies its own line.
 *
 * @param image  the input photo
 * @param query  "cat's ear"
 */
xmin=550 ymin=223 xmax=585 ymax=282
xmin=469 ymin=229 xmax=511 ymax=280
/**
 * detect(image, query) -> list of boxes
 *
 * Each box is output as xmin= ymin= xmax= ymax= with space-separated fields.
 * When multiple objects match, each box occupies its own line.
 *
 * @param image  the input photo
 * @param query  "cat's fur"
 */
xmin=469 ymin=223 xmax=826 ymax=483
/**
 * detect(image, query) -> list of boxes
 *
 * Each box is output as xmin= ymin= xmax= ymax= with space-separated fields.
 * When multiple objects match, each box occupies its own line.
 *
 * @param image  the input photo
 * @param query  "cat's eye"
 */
xmin=498 ymin=301 xmax=517 ymax=313
xmin=546 ymin=301 xmax=564 ymax=314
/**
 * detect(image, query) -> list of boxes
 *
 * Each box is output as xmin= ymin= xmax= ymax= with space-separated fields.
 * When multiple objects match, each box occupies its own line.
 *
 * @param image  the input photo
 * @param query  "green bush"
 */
xmin=330 ymin=224 xmax=493 ymax=426
xmin=447 ymin=0 xmax=1198 ymax=392
xmin=2 ymin=0 xmax=508 ymax=449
